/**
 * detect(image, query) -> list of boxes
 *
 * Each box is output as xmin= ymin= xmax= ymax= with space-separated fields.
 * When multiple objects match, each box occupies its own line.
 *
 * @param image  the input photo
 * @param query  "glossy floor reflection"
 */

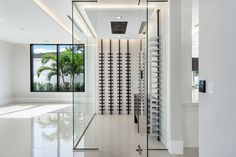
xmin=74 ymin=115 xmax=198 ymax=157
xmin=0 ymin=104 xmax=74 ymax=157
xmin=75 ymin=115 xmax=166 ymax=150
xmin=75 ymin=115 xmax=147 ymax=157
xmin=74 ymin=149 xmax=198 ymax=157
xmin=0 ymin=104 xmax=198 ymax=157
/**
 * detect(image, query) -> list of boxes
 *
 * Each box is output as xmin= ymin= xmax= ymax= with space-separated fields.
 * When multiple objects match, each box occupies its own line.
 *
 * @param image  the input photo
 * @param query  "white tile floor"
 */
xmin=0 ymin=104 xmax=198 ymax=157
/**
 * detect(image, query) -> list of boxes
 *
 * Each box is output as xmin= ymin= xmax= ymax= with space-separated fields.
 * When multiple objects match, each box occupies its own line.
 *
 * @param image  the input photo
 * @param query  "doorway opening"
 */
xmin=71 ymin=1 xmax=169 ymax=156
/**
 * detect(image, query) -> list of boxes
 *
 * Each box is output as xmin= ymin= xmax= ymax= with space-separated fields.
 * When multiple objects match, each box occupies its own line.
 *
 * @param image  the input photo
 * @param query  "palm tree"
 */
xmin=37 ymin=46 xmax=84 ymax=91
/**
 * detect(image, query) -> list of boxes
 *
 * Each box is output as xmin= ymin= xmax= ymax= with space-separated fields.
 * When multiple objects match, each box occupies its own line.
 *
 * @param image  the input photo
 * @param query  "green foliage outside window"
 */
xmin=32 ymin=44 xmax=85 ymax=92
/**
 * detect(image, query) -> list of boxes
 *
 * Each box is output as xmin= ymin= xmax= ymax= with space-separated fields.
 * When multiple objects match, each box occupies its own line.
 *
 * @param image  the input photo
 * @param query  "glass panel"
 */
xmin=72 ymin=1 xmax=148 ymax=156
xmin=32 ymin=45 xmax=57 ymax=92
xmin=72 ymin=3 xmax=96 ymax=148
xmin=147 ymin=1 xmax=168 ymax=151
xmin=58 ymin=44 xmax=85 ymax=92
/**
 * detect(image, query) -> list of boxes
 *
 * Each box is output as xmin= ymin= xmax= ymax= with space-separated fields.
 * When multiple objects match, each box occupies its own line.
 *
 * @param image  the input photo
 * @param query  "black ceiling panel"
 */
xmin=111 ymin=21 xmax=128 ymax=34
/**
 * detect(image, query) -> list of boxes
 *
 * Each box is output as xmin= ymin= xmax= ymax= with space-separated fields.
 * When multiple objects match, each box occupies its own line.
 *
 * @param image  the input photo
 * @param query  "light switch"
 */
xmin=208 ymin=81 xmax=215 ymax=94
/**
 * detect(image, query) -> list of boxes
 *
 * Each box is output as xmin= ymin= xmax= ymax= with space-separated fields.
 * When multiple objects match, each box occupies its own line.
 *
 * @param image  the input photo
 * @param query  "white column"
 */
xmin=167 ymin=0 xmax=184 ymax=154
xmin=199 ymin=0 xmax=236 ymax=157
xmin=181 ymin=0 xmax=193 ymax=104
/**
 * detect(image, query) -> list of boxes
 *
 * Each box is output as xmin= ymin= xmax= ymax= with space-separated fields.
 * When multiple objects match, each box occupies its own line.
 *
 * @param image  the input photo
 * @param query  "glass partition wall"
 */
xmin=72 ymin=2 xmax=96 ymax=149
xmin=72 ymin=0 xmax=168 ymax=156
xmin=147 ymin=1 xmax=168 ymax=152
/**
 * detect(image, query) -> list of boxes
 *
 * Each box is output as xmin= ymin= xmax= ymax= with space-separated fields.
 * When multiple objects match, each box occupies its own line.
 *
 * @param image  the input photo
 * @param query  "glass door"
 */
xmin=72 ymin=1 xmax=96 ymax=150
xmin=72 ymin=0 xmax=149 ymax=156
xmin=147 ymin=0 xmax=169 ymax=155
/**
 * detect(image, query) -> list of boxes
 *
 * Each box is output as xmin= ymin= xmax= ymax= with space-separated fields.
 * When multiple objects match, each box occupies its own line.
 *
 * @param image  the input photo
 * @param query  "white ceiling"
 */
xmin=75 ymin=0 xmax=146 ymax=6
xmin=0 ymin=0 xmax=168 ymax=43
xmin=0 ymin=0 xmax=71 ymax=44
xmin=85 ymin=9 xmax=148 ymax=39
xmin=75 ymin=1 xmax=167 ymax=39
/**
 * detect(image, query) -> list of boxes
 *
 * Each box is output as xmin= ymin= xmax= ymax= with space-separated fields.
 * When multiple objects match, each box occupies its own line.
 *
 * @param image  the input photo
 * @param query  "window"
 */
xmin=31 ymin=44 xmax=85 ymax=92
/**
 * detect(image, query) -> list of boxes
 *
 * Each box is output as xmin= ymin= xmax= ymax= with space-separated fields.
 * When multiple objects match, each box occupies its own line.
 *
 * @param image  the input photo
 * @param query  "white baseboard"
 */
xmin=1 ymin=97 xmax=95 ymax=105
xmin=183 ymin=103 xmax=199 ymax=147
xmin=12 ymin=98 xmax=72 ymax=103
xmin=169 ymin=140 xmax=184 ymax=154
xmin=0 ymin=98 xmax=14 ymax=106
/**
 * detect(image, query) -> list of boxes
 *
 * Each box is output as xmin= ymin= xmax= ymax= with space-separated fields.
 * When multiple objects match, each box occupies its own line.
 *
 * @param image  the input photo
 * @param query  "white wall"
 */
xmin=12 ymin=44 xmax=72 ymax=103
xmin=181 ymin=0 xmax=199 ymax=148
xmin=199 ymin=0 xmax=236 ymax=157
xmin=0 ymin=41 xmax=97 ymax=106
xmin=181 ymin=0 xmax=192 ymax=104
xmin=11 ymin=43 xmax=97 ymax=104
xmin=183 ymin=103 xmax=199 ymax=147
xmin=167 ymin=0 xmax=183 ymax=154
xmin=0 ymin=40 xmax=14 ymax=105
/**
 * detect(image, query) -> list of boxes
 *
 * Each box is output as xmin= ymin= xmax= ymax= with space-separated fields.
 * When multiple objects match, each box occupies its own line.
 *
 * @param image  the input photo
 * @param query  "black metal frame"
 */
xmin=117 ymin=40 xmax=122 ymax=114
xmin=126 ymin=40 xmax=131 ymax=114
xmin=146 ymin=2 xmax=149 ymax=156
xmin=156 ymin=9 xmax=161 ymax=142
xmin=73 ymin=2 xmax=96 ymax=38
xmin=72 ymin=0 xmax=98 ymax=2
xmin=108 ymin=40 xmax=114 ymax=114
xmin=30 ymin=44 xmax=85 ymax=92
xmin=73 ymin=113 xmax=96 ymax=149
xmin=99 ymin=39 xmax=105 ymax=114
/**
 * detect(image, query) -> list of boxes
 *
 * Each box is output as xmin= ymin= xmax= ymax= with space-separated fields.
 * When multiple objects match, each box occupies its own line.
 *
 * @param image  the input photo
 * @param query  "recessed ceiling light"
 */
xmin=116 ymin=16 xmax=122 ymax=20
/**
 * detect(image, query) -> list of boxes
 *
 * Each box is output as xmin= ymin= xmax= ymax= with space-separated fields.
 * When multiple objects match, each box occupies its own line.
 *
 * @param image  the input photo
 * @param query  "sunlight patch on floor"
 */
xmin=0 ymin=105 xmax=36 ymax=116
xmin=0 ymin=104 xmax=70 ymax=118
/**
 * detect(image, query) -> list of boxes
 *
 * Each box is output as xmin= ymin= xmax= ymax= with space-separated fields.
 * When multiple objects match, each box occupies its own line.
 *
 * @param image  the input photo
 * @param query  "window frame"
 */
xmin=30 ymin=44 xmax=85 ymax=92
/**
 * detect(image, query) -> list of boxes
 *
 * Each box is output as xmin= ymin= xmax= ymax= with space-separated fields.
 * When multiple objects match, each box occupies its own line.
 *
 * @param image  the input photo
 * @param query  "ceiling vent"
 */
xmin=138 ymin=21 xmax=146 ymax=34
xmin=111 ymin=21 xmax=128 ymax=34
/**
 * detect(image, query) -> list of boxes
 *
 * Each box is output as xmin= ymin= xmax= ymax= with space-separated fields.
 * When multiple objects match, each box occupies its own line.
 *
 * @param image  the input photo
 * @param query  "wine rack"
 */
xmin=108 ymin=40 xmax=114 ymax=114
xmin=126 ymin=40 xmax=131 ymax=114
xmin=117 ymin=40 xmax=122 ymax=114
xmin=99 ymin=39 xmax=105 ymax=114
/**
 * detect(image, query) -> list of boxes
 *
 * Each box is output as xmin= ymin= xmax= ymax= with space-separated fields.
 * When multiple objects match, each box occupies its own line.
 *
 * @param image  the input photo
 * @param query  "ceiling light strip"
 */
xmin=33 ymin=0 xmax=80 ymax=41
xmin=73 ymin=3 xmax=96 ymax=38
xmin=67 ymin=15 xmax=83 ymax=33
